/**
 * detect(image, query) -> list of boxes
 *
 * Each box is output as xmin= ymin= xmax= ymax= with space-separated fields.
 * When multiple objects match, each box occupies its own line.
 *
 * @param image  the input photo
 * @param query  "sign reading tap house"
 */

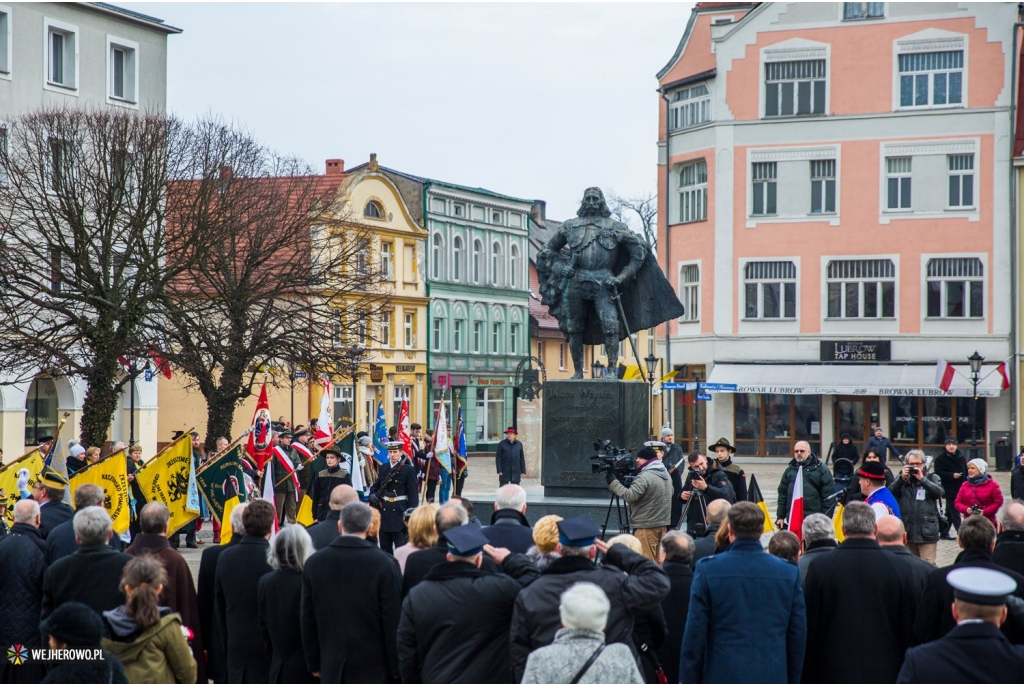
xmin=820 ymin=341 xmax=891 ymax=363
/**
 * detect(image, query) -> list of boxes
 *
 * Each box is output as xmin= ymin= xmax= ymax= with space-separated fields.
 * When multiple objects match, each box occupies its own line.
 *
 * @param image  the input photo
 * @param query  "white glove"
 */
xmin=16 ymin=468 xmax=30 ymax=491
xmin=295 ymin=464 xmax=304 ymax=471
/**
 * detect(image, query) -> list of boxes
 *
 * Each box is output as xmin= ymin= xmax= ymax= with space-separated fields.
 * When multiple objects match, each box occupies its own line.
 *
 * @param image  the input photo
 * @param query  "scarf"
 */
xmin=967 ymin=473 xmax=990 ymax=487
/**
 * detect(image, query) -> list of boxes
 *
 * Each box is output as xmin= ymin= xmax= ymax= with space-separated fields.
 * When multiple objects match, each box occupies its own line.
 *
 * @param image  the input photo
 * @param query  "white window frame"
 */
xmin=452 ymin=236 xmax=462 ymax=282
xmin=509 ymin=323 xmax=519 ymax=355
xmin=878 ymin=139 xmax=980 ymax=223
xmin=432 ymin=317 xmax=444 ymax=352
xmin=381 ymin=241 xmax=394 ymax=280
xmin=331 ymin=310 xmax=342 ymax=349
xmin=825 ymin=259 xmax=896 ymax=320
xmin=404 ymin=312 xmax=414 ymax=348
xmin=810 ymin=159 xmax=836 ymax=215
xmin=356 ymin=311 xmax=368 ymax=347
xmin=884 ymin=157 xmax=912 ymax=211
xmin=746 ymin=145 xmax=841 ymax=227
xmin=751 ymin=162 xmax=777 ymax=217
xmin=43 ymin=17 xmax=78 ymax=95
xmin=453 ymin=203 xmax=465 ymax=218
xmin=892 ymin=30 xmax=968 ymax=111
xmin=947 ymin=154 xmax=975 ymax=210
xmin=48 ymin=137 xmax=72 ymax=192
xmin=925 ymin=256 xmax=984 ymax=320
xmin=491 ymin=241 xmax=502 ymax=286
xmin=760 ymin=39 xmax=830 ymax=120
xmin=510 ymin=244 xmax=519 ymax=288
xmin=668 ymin=82 xmax=711 ymax=132
xmin=678 ymin=160 xmax=707 ymax=224
xmin=558 ymin=343 xmax=566 ymax=370
xmin=743 ymin=260 xmax=798 ymax=320
xmin=491 ymin=322 xmax=501 ymax=354
xmin=106 ymin=35 xmax=139 ymax=108
xmin=431 ymin=233 xmax=444 ymax=280
xmin=0 ymin=5 xmax=12 ymax=79
xmin=472 ymin=239 xmax=482 ymax=284
xmin=491 ymin=209 xmax=503 ymax=225
xmin=472 ymin=321 xmax=483 ymax=354
xmin=381 ymin=311 xmax=391 ymax=347
xmin=842 ymin=2 xmax=884 ymax=20
xmin=678 ymin=262 xmax=700 ymax=323
xmin=453 ymin=319 xmax=463 ymax=353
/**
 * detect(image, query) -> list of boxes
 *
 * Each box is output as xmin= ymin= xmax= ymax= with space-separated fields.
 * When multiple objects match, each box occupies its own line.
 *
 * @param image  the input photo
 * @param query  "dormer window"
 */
xmin=364 ymin=200 xmax=383 ymax=219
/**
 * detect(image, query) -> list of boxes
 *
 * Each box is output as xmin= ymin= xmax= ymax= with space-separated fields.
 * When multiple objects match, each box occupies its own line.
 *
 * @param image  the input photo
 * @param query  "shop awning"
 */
xmin=705 ymin=364 xmax=1004 ymax=398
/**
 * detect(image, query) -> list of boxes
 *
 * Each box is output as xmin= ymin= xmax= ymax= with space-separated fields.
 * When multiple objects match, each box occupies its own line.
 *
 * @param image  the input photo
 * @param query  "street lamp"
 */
xmin=692 ymin=372 xmax=702 ymax=454
xmin=968 ymin=351 xmax=984 ymax=461
xmin=591 ymin=359 xmax=605 ymax=379
xmin=645 ymin=353 xmax=659 ymax=437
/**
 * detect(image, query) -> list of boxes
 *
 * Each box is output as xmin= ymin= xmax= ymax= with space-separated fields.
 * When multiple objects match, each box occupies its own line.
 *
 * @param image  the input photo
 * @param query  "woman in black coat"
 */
xmin=259 ymin=526 xmax=317 ymax=684
xmin=833 ymin=433 xmax=860 ymax=467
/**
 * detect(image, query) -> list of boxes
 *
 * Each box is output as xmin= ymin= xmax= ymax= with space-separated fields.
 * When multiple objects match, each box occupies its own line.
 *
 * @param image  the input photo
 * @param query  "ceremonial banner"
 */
xmin=220 ymin=475 xmax=242 ymax=544
xmin=833 ymin=502 xmax=846 ymax=543
xmin=295 ymin=493 xmax=315 ymax=527
xmin=787 ymin=466 xmax=805 ymax=541
xmin=398 ymin=396 xmax=412 ymax=459
xmin=196 ymin=444 xmax=249 ymax=525
xmin=246 ymin=383 xmax=274 ymax=471
xmin=372 ymin=401 xmax=389 ymax=464
xmin=314 ymin=380 xmax=333 ymax=448
xmin=0 ymin=449 xmax=44 ymax=527
xmin=70 ymin=454 xmax=132 ymax=535
xmin=433 ymin=400 xmax=452 ymax=473
xmin=136 ymin=434 xmax=201 ymax=535
xmin=454 ymin=397 xmax=468 ymax=477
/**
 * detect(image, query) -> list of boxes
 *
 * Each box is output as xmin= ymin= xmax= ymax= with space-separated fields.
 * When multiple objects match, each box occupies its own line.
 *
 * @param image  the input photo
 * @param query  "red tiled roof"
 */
xmin=529 ymin=263 xmax=560 ymax=331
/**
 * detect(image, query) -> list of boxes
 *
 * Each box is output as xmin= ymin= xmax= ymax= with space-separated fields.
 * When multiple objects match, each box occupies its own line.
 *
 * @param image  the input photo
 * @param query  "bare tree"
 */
xmin=158 ymin=119 xmax=391 ymax=448
xmin=609 ymin=191 xmax=658 ymax=252
xmin=0 ymin=108 xmax=192 ymax=448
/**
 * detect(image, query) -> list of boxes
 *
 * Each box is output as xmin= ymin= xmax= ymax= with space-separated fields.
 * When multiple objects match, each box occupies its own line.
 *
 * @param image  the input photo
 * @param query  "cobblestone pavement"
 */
xmin=182 ymin=456 xmax=1014 ymax=582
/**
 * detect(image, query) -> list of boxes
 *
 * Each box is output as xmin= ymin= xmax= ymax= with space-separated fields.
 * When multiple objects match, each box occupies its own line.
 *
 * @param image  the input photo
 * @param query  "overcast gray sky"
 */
xmin=124 ymin=2 xmax=694 ymax=220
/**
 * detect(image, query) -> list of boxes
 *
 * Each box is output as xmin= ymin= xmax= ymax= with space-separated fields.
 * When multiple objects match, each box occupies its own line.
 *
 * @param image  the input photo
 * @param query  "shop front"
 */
xmin=334 ymin=362 xmax=428 ymax=434
xmin=431 ymin=373 xmax=515 ymax=452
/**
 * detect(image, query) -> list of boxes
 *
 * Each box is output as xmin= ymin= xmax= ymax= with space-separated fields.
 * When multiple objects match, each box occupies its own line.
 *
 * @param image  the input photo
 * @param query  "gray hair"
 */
xmin=997 ymin=500 xmax=1024 ymax=532
xmin=230 ymin=502 xmax=248 ymax=534
xmin=13 ymin=499 xmax=40 ymax=525
xmin=341 ymin=502 xmax=373 ymax=534
xmin=560 ymin=582 xmax=610 ymax=632
xmin=802 ymin=513 xmax=836 ymax=544
xmin=905 ymin=449 xmax=926 ymax=465
xmin=268 ymin=524 xmax=314 ymax=572
xmin=73 ymin=506 xmax=112 ymax=546
xmin=660 ymin=530 xmax=694 ymax=564
xmin=495 ymin=484 xmax=527 ymax=511
xmin=436 ymin=501 xmax=468 ymax=534
xmin=73 ymin=483 xmax=105 ymax=509
xmin=139 ymin=502 xmax=170 ymax=534
xmin=842 ymin=501 xmax=876 ymax=537
xmin=560 ymin=544 xmax=594 ymax=558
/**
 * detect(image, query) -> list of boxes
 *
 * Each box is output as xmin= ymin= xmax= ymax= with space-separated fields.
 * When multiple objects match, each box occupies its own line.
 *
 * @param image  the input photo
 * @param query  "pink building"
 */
xmin=657 ymin=2 xmax=1017 ymax=461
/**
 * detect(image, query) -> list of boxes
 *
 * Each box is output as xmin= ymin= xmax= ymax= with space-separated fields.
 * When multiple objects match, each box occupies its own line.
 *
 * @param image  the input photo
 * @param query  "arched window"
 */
xmin=452 ymin=236 xmax=463 ymax=281
xmin=472 ymin=239 xmax=483 ymax=283
xmin=510 ymin=244 xmax=519 ymax=288
xmin=431 ymin=233 xmax=444 ymax=280
xmin=491 ymin=241 xmax=502 ymax=286
xmin=364 ymin=200 xmax=383 ymax=218
xmin=25 ymin=377 xmax=58 ymax=446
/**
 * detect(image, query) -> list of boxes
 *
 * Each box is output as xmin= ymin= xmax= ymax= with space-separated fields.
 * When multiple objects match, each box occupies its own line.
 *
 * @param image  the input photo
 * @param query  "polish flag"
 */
xmin=398 ymin=396 xmax=412 ymax=459
xmin=934 ymin=359 xmax=955 ymax=393
xmin=996 ymin=361 xmax=1012 ymax=391
xmin=788 ymin=465 xmax=804 ymax=541
xmin=261 ymin=458 xmax=279 ymax=536
xmin=314 ymin=380 xmax=333 ymax=448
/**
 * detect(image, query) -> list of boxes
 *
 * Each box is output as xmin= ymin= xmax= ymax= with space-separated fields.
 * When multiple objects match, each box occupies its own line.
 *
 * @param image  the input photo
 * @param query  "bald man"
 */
xmin=692 ymin=499 xmax=731 ymax=565
xmin=993 ymin=501 xmax=1024 ymax=576
xmin=307 ymin=485 xmax=359 ymax=550
xmin=877 ymin=514 xmax=933 ymax=597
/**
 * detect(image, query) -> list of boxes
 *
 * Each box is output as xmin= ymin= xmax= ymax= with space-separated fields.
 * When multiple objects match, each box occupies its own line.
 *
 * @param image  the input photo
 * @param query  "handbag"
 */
xmin=570 ymin=644 xmax=606 ymax=684
xmin=639 ymin=641 xmax=668 ymax=684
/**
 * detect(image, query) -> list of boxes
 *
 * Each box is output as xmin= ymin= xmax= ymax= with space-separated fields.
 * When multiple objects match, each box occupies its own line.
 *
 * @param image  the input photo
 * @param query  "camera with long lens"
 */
xmin=590 ymin=439 xmax=637 ymax=485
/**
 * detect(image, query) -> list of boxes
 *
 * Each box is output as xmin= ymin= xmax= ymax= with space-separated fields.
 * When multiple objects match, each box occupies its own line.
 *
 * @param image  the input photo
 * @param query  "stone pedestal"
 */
xmin=542 ymin=380 xmax=649 ymax=498
xmin=517 ymin=397 xmax=542 ymax=478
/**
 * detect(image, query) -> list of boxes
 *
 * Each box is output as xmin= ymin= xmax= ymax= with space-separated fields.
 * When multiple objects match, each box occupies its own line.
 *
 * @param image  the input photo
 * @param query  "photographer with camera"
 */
xmin=888 ymin=449 xmax=944 ymax=564
xmin=954 ymin=458 xmax=1003 ymax=526
xmin=680 ymin=452 xmax=734 ymax=538
xmin=607 ymin=446 xmax=672 ymax=560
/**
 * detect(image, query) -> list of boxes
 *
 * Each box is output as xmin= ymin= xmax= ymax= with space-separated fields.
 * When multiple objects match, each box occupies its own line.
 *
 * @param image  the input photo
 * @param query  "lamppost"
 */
xmin=645 ymin=353 xmax=659 ymax=438
xmin=126 ymin=357 xmax=150 ymax=448
xmin=968 ymin=351 xmax=984 ymax=462
xmin=591 ymin=359 xmax=605 ymax=379
xmin=692 ymin=371 xmax=702 ymax=454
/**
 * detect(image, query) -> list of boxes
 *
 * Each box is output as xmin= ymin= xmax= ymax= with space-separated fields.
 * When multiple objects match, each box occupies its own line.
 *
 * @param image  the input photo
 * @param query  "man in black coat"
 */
xmin=877 ymin=515 xmax=934 ymax=597
xmin=898 ymin=567 xmax=1024 ymax=683
xmin=914 ymin=514 xmax=1024 ymax=645
xmin=215 ymin=499 xmax=275 ymax=683
xmin=40 ymin=506 xmax=132 ymax=621
xmin=34 ymin=466 xmax=73 ymax=539
xmin=369 ymin=442 xmax=419 ymax=554
xmin=0 ymin=500 xmax=48 ymax=684
xmin=509 ymin=516 xmax=670 ymax=681
xmin=933 ymin=436 xmax=968 ymax=538
xmin=198 ymin=502 xmax=246 ymax=684
xmin=306 ymin=484 xmax=357 ymax=550
xmin=481 ymin=484 xmax=534 ymax=554
xmin=403 ymin=501 xmax=499 ymax=596
xmin=301 ymin=502 xmax=402 ymax=683
xmin=656 ymin=530 xmax=694 ymax=685
xmin=494 ymin=427 xmax=525 ymax=486
xmin=691 ymin=499 xmax=730 ymax=565
xmin=803 ymin=502 xmax=919 ymax=683
xmin=1012 ymin=451 xmax=1024 ymax=502
xmin=993 ymin=500 xmax=1024 ymax=576
xmin=45 ymin=484 xmax=120 ymax=564
xmin=398 ymin=524 xmax=538 ymax=683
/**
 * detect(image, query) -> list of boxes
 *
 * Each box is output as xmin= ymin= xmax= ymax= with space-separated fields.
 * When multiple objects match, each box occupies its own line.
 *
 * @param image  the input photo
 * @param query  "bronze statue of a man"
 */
xmin=537 ymin=187 xmax=685 ymax=379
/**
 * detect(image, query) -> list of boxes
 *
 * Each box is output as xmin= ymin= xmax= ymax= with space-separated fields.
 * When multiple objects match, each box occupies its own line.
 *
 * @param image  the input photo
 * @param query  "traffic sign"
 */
xmin=698 ymin=382 xmax=737 ymax=392
xmin=662 ymin=381 xmax=697 ymax=391
xmin=294 ymin=371 xmax=307 ymax=379
xmin=697 ymin=392 xmax=713 ymax=401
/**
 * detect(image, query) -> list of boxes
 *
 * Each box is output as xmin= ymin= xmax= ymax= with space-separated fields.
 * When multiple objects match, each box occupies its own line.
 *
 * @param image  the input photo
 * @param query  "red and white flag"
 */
xmin=996 ymin=361 xmax=1012 ymax=391
xmin=314 ymin=380 xmax=333 ymax=448
xmin=261 ymin=458 xmax=279 ymax=535
xmin=398 ymin=396 xmax=412 ymax=459
xmin=934 ymin=359 xmax=955 ymax=393
xmin=273 ymin=444 xmax=300 ymax=501
xmin=788 ymin=465 xmax=804 ymax=541
xmin=246 ymin=383 xmax=274 ymax=471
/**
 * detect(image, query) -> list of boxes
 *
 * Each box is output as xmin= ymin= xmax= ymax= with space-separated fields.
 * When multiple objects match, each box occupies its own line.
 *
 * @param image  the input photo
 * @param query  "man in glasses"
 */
xmin=776 ymin=441 xmax=836 ymax=531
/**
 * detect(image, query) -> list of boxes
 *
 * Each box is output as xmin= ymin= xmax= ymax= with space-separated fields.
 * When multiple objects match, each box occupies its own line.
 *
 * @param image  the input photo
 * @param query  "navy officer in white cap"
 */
xmin=898 ymin=567 xmax=1024 ymax=683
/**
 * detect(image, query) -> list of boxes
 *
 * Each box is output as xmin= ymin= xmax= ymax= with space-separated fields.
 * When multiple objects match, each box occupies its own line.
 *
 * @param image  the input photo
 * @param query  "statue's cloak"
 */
xmin=537 ymin=223 xmax=686 ymax=345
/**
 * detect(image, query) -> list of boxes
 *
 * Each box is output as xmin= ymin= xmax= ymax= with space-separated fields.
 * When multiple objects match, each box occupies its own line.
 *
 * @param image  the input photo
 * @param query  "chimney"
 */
xmin=325 ymin=159 xmax=344 ymax=176
xmin=368 ymin=153 xmax=379 ymax=171
xmin=530 ymin=200 xmax=547 ymax=227
xmin=219 ymin=165 xmax=232 ymax=182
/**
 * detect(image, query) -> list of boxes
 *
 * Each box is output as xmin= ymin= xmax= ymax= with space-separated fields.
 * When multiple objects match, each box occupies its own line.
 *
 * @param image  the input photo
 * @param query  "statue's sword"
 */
xmin=609 ymin=285 xmax=648 ymax=383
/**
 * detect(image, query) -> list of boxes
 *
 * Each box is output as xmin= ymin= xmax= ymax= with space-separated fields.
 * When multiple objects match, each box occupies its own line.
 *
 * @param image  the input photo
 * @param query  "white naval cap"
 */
xmin=947 ymin=567 xmax=1018 ymax=606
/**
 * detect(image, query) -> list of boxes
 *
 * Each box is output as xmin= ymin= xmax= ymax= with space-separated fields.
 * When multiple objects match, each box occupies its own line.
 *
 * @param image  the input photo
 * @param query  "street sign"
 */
xmin=294 ymin=371 xmax=307 ymax=379
xmin=697 ymin=393 xmax=712 ymax=401
xmin=144 ymin=369 xmax=154 ymax=382
xmin=662 ymin=382 xmax=697 ymax=391
xmin=697 ymin=382 xmax=737 ymax=392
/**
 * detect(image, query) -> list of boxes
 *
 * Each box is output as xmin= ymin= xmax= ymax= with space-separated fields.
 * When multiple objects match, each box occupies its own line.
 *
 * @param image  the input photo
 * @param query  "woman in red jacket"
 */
xmin=955 ymin=458 xmax=1004 ymax=525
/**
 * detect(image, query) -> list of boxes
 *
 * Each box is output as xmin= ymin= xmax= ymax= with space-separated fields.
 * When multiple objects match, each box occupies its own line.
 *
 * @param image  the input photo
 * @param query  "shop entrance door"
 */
xmin=832 ymin=397 xmax=879 ymax=459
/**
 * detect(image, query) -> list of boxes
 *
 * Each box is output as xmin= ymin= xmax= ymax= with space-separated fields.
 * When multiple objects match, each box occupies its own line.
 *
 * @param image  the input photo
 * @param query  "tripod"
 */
xmin=675 ymin=486 xmax=708 ymax=536
xmin=600 ymin=490 xmax=631 ymax=540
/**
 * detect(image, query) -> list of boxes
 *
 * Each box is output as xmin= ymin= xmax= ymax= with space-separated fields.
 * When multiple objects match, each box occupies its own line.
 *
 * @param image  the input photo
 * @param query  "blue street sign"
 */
xmin=662 ymin=382 xmax=697 ymax=391
xmin=697 ymin=392 xmax=713 ymax=401
xmin=294 ymin=371 xmax=307 ymax=379
xmin=698 ymin=382 xmax=737 ymax=392
xmin=144 ymin=369 xmax=154 ymax=382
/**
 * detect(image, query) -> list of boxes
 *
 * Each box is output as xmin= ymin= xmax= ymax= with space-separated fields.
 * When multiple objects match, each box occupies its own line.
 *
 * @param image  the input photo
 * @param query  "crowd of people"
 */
xmin=3 ymin=425 xmax=1024 ymax=684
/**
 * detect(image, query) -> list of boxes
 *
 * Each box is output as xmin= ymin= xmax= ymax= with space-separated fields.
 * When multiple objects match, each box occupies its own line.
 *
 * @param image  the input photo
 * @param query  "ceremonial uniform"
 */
xmin=710 ymin=437 xmax=748 ymax=503
xmin=310 ymin=449 xmax=351 ymax=523
xmin=370 ymin=444 xmax=419 ymax=554
xmin=272 ymin=434 xmax=299 ymax=525
xmin=36 ymin=467 xmax=73 ymax=540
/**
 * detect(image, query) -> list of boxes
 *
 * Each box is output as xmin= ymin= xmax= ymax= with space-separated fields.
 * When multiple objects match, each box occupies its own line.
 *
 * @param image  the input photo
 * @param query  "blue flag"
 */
xmin=455 ymin=401 xmax=467 ymax=474
xmin=372 ymin=401 xmax=389 ymax=464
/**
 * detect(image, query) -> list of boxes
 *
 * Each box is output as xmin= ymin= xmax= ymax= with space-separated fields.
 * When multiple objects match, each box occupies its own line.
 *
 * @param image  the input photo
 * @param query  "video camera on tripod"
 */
xmin=590 ymin=439 xmax=637 ymax=485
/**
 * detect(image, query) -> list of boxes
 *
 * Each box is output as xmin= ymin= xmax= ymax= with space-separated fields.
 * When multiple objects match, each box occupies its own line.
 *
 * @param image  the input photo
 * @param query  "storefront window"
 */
xmin=25 ymin=377 xmax=58 ymax=446
xmin=890 ymin=397 xmax=986 ymax=457
xmin=393 ymin=386 xmax=410 ymax=427
xmin=672 ymin=366 xmax=706 ymax=452
xmin=733 ymin=393 xmax=821 ymax=457
xmin=333 ymin=385 xmax=353 ymax=426
xmin=475 ymin=387 xmax=505 ymax=443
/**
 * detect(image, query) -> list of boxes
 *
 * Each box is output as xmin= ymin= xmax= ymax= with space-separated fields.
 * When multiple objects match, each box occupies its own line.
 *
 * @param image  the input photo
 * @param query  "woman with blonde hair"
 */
xmin=101 ymin=555 xmax=196 ymax=684
xmin=526 ymin=514 xmax=562 ymax=570
xmin=85 ymin=446 xmax=103 ymax=465
xmin=394 ymin=503 xmax=440 ymax=573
